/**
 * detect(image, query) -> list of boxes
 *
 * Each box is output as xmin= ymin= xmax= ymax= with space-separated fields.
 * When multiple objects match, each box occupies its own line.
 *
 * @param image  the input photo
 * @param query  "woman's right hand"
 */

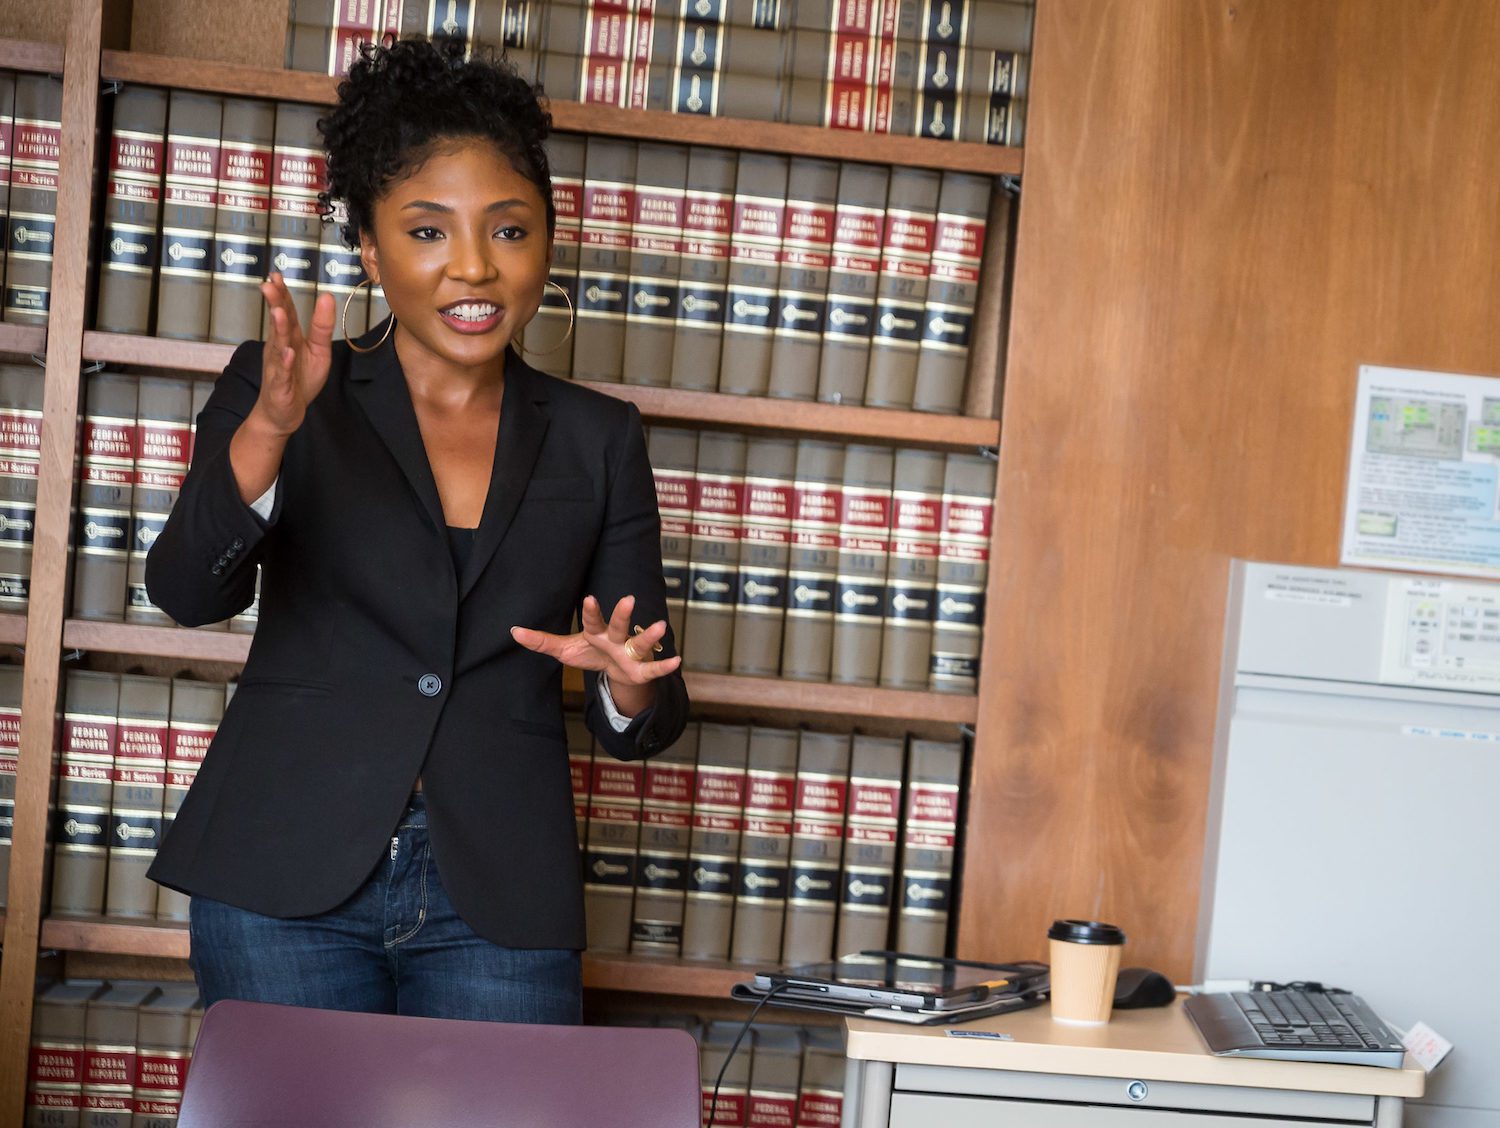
xmin=253 ymin=274 xmax=336 ymax=437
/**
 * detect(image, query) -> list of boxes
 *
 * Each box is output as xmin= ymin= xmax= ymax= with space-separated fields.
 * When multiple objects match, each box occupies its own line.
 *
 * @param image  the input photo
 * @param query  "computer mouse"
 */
xmin=1113 ymin=967 xmax=1176 ymax=1009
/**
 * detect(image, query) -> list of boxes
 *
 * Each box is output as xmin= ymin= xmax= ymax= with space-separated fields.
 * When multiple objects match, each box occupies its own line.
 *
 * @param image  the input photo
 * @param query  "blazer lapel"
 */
xmin=346 ymin=335 xmax=447 ymax=536
xmin=460 ymin=350 xmax=551 ymax=600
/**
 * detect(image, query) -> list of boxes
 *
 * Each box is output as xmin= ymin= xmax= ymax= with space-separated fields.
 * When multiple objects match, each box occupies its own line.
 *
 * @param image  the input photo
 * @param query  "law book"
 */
xmin=582 ymin=749 xmax=644 ymax=952
xmin=156 ymin=678 xmax=223 ymax=922
xmin=957 ymin=49 xmax=1027 ymax=145
xmin=930 ymin=450 xmax=993 ymax=693
xmin=94 ymin=86 xmax=169 ymax=336
xmin=727 ymin=435 xmax=794 ymax=678
xmin=521 ymin=132 xmax=583 ymax=378
xmin=207 ymin=98 xmax=274 ymax=342
xmin=814 ymin=163 xmax=887 ymax=406
xmin=156 ymin=92 xmax=223 ymax=341
xmin=629 ymin=720 xmax=698 ymax=954
xmin=747 ymin=1026 xmax=803 ymax=1128
xmin=0 ymin=363 xmax=43 ymax=611
xmin=126 ymin=376 xmax=192 ymax=625
xmin=105 ymin=675 xmax=170 ymax=919
xmin=779 ymin=439 xmax=843 ymax=682
xmin=564 ymin=709 xmax=593 ymax=849
xmin=911 ymin=171 xmax=991 ymax=414
xmin=794 ymin=1027 xmax=846 ymax=1128
xmin=620 ymin=142 xmax=687 ymax=386
xmin=82 ymin=982 xmax=158 ymax=1127
xmin=4 ymin=74 xmax=63 ymax=324
xmin=682 ymin=429 xmax=744 ymax=673
xmin=0 ymin=663 xmax=20 ymax=908
xmin=52 ymin=671 xmax=121 ymax=917
xmin=716 ymin=152 xmax=786 ymax=395
xmin=646 ymin=424 xmax=696 ymax=642
xmin=780 ymin=728 xmax=850 ymax=964
xmin=318 ymin=199 xmax=367 ymax=342
xmin=894 ymin=736 xmax=962 ymax=958
xmin=132 ymin=984 xmax=201 ymax=1127
xmin=728 ymin=725 xmax=796 ymax=963
xmin=699 ymin=1019 xmax=751 ymax=1128
xmin=863 ymin=167 xmax=939 ymax=409
xmin=667 ymin=146 xmax=735 ymax=392
xmin=72 ymin=371 xmax=138 ymax=621
xmin=0 ymin=72 xmax=14 ymax=305
xmin=879 ymin=0 xmax=923 ymax=137
xmin=25 ymin=980 xmax=106 ymax=1125
xmin=287 ymin=0 xmax=382 ymax=75
xmin=835 ymin=732 xmax=903 ymax=957
xmin=680 ymin=721 xmax=749 ymax=960
xmin=573 ymin=137 xmax=637 ymax=382
xmin=878 ymin=448 xmax=944 ymax=689
xmin=765 ymin=157 xmax=837 ymax=401
xmin=830 ymin=444 xmax=893 ymax=686
xmin=820 ymin=0 xmax=880 ymax=132
xmin=262 ymin=102 xmax=326 ymax=338
xmin=667 ymin=19 xmax=789 ymax=120
xmin=626 ymin=3 xmax=676 ymax=110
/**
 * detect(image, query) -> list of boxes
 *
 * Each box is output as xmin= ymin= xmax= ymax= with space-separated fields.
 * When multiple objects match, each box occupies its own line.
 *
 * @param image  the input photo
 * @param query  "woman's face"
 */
xmin=359 ymin=137 xmax=551 ymax=376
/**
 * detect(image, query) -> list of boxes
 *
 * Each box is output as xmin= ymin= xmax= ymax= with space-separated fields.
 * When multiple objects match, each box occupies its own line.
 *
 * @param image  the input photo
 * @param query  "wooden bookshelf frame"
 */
xmin=99 ymin=49 xmax=1025 ymax=177
xmin=81 ymin=331 xmax=1002 ymax=449
xmin=0 ymin=9 xmax=1016 ymax=1118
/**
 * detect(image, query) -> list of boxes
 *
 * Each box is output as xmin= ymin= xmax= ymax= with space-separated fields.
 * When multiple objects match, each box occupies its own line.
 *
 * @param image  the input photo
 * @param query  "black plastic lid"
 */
xmin=1048 ymin=919 xmax=1126 ymax=945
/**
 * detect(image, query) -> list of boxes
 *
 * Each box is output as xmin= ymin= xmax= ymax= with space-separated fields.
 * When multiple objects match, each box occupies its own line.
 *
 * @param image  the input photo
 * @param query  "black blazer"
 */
xmin=145 ymin=333 xmax=689 ymax=949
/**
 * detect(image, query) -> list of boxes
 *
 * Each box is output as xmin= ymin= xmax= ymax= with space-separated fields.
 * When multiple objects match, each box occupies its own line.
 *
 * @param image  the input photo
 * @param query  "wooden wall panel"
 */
xmin=129 ymin=0 xmax=290 ymax=68
xmin=959 ymin=0 xmax=1500 ymax=981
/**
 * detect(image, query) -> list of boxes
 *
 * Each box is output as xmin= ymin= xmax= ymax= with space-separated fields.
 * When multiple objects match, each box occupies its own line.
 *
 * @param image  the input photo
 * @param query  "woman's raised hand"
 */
xmin=510 ymin=594 xmax=682 ymax=689
xmin=255 ymin=274 xmax=336 ymax=437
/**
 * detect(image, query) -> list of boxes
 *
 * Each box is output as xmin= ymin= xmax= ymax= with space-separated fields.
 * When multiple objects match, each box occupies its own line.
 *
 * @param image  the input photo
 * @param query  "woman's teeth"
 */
xmin=447 ymin=303 xmax=497 ymax=322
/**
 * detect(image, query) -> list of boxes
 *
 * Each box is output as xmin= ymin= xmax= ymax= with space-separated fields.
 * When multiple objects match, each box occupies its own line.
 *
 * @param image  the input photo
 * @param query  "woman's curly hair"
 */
xmin=318 ymin=36 xmax=554 ymax=248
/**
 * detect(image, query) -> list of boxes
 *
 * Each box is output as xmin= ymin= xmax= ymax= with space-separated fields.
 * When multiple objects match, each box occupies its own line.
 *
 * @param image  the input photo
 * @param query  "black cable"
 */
xmin=706 ymin=982 xmax=791 ymax=1128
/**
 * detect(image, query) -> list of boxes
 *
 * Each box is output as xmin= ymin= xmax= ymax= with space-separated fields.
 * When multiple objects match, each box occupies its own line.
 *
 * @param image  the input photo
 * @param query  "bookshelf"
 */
xmin=0 ymin=3 xmax=1019 ymax=1117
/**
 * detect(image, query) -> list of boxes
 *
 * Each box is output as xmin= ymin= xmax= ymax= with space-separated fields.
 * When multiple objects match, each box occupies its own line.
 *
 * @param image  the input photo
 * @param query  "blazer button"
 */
xmin=418 ymin=674 xmax=443 ymax=697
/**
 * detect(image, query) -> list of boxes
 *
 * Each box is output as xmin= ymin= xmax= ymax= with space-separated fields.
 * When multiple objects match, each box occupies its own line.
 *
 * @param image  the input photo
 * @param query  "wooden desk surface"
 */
xmin=844 ymin=999 xmax=1425 ymax=1099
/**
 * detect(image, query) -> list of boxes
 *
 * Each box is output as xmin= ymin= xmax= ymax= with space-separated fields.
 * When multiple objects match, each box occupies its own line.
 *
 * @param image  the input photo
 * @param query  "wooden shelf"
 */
xmin=81 ymin=331 xmax=1000 ymax=448
xmin=62 ymin=620 xmax=973 ymax=722
xmin=0 ymin=614 xmax=26 ymax=646
xmin=40 ymin=917 xmax=751 ymax=1000
xmin=0 ymin=37 xmax=64 ymax=75
xmin=98 ymin=50 xmax=1023 ymax=176
xmin=0 ymin=323 xmax=46 ymax=359
xmin=63 ymin=619 xmax=252 ymax=663
xmin=683 ymin=670 xmax=978 ymax=725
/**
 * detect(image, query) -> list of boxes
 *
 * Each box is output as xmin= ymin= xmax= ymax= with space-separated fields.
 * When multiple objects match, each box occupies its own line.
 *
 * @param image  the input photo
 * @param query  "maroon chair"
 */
xmin=178 ymin=1000 xmax=701 ymax=1127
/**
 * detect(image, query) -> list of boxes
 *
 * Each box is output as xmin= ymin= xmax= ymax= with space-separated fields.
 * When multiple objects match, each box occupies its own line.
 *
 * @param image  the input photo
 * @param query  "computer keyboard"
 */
xmin=1184 ymin=987 xmax=1408 ymax=1068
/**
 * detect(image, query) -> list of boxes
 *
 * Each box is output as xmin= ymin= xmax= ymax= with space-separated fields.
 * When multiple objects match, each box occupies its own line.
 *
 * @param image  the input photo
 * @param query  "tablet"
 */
xmin=750 ymin=951 xmax=1049 ymax=1012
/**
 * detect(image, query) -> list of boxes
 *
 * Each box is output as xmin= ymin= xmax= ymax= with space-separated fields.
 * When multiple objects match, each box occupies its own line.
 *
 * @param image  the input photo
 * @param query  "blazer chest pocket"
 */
xmin=523 ymin=476 xmax=594 ymax=503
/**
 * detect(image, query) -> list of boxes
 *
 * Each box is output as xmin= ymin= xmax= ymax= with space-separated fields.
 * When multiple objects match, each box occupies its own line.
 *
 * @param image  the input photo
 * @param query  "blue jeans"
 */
xmin=188 ymin=791 xmax=582 ymax=1023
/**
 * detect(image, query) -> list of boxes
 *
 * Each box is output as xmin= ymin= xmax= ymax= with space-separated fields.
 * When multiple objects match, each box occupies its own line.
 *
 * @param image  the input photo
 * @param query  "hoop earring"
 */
xmin=522 ymin=279 xmax=575 ymax=355
xmin=343 ymin=278 xmax=395 ymax=354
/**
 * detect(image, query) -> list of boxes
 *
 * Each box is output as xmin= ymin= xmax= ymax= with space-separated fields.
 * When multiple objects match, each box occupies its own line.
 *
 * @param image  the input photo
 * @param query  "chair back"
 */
xmin=178 ymin=999 xmax=701 ymax=1127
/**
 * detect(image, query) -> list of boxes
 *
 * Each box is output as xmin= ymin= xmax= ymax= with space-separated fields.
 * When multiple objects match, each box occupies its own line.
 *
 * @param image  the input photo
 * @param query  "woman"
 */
xmin=145 ymin=36 xmax=689 ymax=1023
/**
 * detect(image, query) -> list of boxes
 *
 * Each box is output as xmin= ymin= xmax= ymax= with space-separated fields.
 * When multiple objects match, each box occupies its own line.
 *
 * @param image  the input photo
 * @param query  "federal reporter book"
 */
xmin=780 ymin=728 xmax=850 ymax=964
xmin=158 ymin=678 xmax=225 ymax=922
xmin=105 ymin=675 xmax=169 ymax=920
xmin=94 ymin=85 xmax=169 ymax=336
xmin=125 ymin=376 xmax=192 ymax=626
xmin=893 ymin=737 xmax=962 ymax=957
xmin=620 ymin=142 xmax=688 ymax=387
xmin=879 ymin=448 xmax=944 ymax=689
xmin=630 ymin=721 xmax=699 ymax=955
xmin=911 ymin=171 xmax=992 ymax=415
xmin=52 ymin=670 xmax=121 ymax=918
xmin=931 ymin=451 xmax=994 ymax=694
xmin=864 ymin=166 xmax=940 ymax=410
xmin=680 ymin=721 xmax=749 ymax=960
xmin=5 ymin=73 xmax=63 ymax=325
xmin=573 ymin=136 xmax=636 ymax=382
xmin=72 ymin=370 xmax=138 ymax=622
xmin=81 ymin=982 xmax=158 ymax=1123
xmin=582 ymin=743 xmax=645 ymax=953
xmin=728 ymin=435 xmax=795 ymax=678
xmin=0 ymin=362 xmax=43 ymax=612
xmin=646 ymin=425 xmax=697 ymax=642
xmin=779 ymin=439 xmax=843 ymax=682
xmin=728 ymin=725 xmax=797 ymax=964
xmin=682 ymin=429 xmax=745 ymax=673
xmin=668 ymin=146 xmax=735 ymax=392
xmin=766 ymin=157 xmax=838 ymax=401
xmin=717 ymin=151 xmax=788 ymax=396
xmin=829 ymin=444 xmax=894 ymax=686
xmin=815 ymin=162 xmax=887 ymax=406
xmin=836 ymin=734 xmax=905 ymax=960
xmin=156 ymin=91 xmax=223 ymax=341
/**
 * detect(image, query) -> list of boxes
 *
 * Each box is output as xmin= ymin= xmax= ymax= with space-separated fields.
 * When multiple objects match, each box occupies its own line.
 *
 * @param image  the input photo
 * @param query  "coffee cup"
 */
xmin=1047 ymin=919 xmax=1126 ymax=1024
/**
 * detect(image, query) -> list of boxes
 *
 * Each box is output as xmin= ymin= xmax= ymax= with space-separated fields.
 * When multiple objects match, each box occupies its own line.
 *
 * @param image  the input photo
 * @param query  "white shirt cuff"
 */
xmin=596 ymin=673 xmax=635 ymax=733
xmin=249 ymin=478 xmax=278 ymax=522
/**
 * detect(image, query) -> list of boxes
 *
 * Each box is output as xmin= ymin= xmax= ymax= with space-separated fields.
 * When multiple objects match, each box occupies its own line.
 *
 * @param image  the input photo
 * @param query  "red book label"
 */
xmin=932 ymin=215 xmax=986 ymax=262
xmin=29 ymin=1045 xmax=85 ymax=1084
xmin=941 ymin=496 xmax=994 ymax=540
xmin=591 ymin=761 xmax=644 ymax=800
xmin=848 ymin=779 xmax=901 ymax=820
xmin=795 ymin=776 xmax=848 ymax=814
xmin=748 ymin=1093 xmax=798 ymax=1127
xmin=644 ymin=763 xmax=695 ymax=805
xmin=166 ymin=139 xmax=219 ymax=184
xmin=908 ymin=783 xmax=959 ymax=826
xmin=693 ymin=767 xmax=747 ymax=808
xmin=110 ymin=134 xmax=165 ymax=181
